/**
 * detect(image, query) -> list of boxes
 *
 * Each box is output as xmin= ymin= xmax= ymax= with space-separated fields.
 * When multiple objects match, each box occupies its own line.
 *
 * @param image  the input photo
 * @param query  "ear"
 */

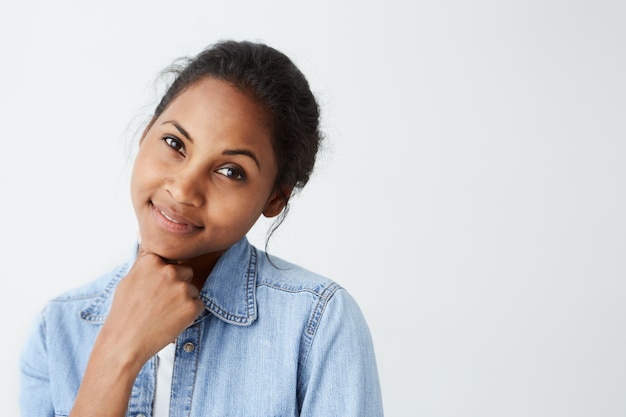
xmin=263 ymin=186 xmax=293 ymax=218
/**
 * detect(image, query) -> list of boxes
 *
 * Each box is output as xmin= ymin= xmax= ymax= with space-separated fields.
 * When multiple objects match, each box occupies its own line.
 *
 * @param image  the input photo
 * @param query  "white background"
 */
xmin=1 ymin=1 xmax=625 ymax=416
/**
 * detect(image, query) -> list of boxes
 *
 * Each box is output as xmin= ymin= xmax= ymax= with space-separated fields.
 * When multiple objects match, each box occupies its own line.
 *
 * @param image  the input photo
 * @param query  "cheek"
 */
xmin=130 ymin=155 xmax=155 ymax=205
xmin=132 ymin=148 xmax=162 ymax=184
xmin=217 ymin=191 xmax=268 ymax=226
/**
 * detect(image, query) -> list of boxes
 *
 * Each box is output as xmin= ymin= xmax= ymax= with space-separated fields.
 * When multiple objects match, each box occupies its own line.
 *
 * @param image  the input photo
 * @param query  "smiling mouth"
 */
xmin=158 ymin=208 xmax=184 ymax=224
xmin=150 ymin=202 xmax=202 ymax=233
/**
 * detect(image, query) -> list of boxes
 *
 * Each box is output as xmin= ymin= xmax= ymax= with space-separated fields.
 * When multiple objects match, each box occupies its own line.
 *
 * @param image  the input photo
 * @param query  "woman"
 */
xmin=20 ymin=40 xmax=383 ymax=417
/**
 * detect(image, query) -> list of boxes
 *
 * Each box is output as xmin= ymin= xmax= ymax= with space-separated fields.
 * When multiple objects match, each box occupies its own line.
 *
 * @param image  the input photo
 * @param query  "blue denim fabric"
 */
xmin=20 ymin=237 xmax=384 ymax=416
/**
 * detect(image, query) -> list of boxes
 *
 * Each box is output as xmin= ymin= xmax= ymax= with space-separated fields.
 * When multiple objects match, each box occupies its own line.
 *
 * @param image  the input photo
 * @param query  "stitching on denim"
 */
xmin=127 ymin=356 xmax=156 ymax=415
xmin=306 ymin=283 xmax=340 ymax=337
xmin=256 ymin=282 xmax=328 ymax=296
xmin=187 ymin=324 xmax=201 ymax=415
xmin=199 ymin=246 xmax=258 ymax=326
xmin=297 ymin=286 xmax=342 ymax=391
xmin=201 ymin=299 xmax=253 ymax=325
xmin=169 ymin=324 xmax=201 ymax=415
xmin=247 ymin=247 xmax=258 ymax=320
xmin=79 ymin=263 xmax=129 ymax=323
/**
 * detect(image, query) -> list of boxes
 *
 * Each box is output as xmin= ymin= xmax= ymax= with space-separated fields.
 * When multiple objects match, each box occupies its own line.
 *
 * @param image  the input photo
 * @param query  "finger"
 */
xmin=176 ymin=265 xmax=194 ymax=283
xmin=187 ymin=284 xmax=200 ymax=300
xmin=191 ymin=298 xmax=206 ymax=317
xmin=136 ymin=244 xmax=171 ymax=266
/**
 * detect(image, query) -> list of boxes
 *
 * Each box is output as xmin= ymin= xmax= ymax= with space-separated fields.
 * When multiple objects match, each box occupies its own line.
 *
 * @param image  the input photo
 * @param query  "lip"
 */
xmin=150 ymin=202 xmax=203 ymax=234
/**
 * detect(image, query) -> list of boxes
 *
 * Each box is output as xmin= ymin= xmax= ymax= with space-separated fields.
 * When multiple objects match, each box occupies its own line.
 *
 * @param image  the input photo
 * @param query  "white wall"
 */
xmin=1 ymin=1 xmax=625 ymax=415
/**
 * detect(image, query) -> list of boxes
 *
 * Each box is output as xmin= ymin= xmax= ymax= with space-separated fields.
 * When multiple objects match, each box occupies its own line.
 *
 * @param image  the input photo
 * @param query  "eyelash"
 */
xmin=216 ymin=166 xmax=247 ymax=181
xmin=162 ymin=135 xmax=246 ymax=181
xmin=163 ymin=135 xmax=186 ymax=155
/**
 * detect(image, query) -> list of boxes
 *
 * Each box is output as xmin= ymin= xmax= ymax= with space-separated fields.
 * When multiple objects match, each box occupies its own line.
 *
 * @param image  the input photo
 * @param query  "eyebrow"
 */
xmin=162 ymin=121 xmax=193 ymax=142
xmin=162 ymin=121 xmax=261 ymax=170
xmin=223 ymin=149 xmax=261 ymax=170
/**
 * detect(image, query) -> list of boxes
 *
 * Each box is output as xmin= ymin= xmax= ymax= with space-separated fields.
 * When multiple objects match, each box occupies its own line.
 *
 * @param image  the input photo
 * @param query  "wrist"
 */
xmin=93 ymin=324 xmax=148 ymax=376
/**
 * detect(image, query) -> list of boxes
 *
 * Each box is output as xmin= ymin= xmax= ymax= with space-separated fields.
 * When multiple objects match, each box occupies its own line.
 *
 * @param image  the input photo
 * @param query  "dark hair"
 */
xmin=153 ymin=40 xmax=322 ymax=243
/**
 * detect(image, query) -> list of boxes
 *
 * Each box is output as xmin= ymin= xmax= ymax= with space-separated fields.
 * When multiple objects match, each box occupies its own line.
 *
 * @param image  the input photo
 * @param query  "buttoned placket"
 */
xmin=127 ymin=356 xmax=156 ymax=417
xmin=79 ymin=239 xmax=256 ymax=417
xmin=126 ymin=321 xmax=204 ymax=417
xmin=169 ymin=322 xmax=202 ymax=417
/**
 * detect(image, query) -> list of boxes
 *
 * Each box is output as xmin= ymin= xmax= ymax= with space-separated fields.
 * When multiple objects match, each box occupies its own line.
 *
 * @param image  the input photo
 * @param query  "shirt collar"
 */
xmin=81 ymin=237 xmax=258 ymax=326
xmin=198 ymin=237 xmax=258 ymax=326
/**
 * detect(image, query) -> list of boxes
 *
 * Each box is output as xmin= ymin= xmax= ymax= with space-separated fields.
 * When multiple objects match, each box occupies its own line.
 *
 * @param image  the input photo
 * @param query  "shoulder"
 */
xmin=254 ymin=249 xmax=341 ymax=299
xmin=252 ymin=249 xmax=370 ymax=349
xmin=40 ymin=261 xmax=130 ymax=326
xmin=252 ymin=249 xmax=363 ymax=338
xmin=46 ymin=244 xmax=138 ymax=309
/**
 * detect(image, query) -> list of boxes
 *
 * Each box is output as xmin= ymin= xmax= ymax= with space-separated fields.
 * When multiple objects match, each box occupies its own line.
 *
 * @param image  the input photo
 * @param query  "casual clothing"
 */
xmin=20 ymin=237 xmax=384 ymax=416
xmin=154 ymin=343 xmax=176 ymax=417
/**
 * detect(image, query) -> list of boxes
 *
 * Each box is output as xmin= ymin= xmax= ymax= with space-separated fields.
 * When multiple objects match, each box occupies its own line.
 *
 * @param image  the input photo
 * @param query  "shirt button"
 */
xmin=137 ymin=414 xmax=146 ymax=417
xmin=183 ymin=342 xmax=195 ymax=353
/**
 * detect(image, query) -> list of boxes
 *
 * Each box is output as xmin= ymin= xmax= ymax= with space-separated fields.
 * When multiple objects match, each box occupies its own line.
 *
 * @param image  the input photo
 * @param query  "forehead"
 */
xmin=157 ymin=77 xmax=274 ymax=158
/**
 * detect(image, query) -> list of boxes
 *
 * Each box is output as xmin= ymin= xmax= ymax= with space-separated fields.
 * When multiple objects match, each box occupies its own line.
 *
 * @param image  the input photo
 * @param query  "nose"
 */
xmin=165 ymin=168 xmax=205 ymax=207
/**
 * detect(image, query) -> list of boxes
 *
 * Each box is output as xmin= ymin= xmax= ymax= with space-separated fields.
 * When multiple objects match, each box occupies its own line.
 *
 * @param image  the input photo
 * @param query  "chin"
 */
xmin=140 ymin=237 xmax=186 ymax=260
xmin=144 ymin=239 xmax=221 ymax=263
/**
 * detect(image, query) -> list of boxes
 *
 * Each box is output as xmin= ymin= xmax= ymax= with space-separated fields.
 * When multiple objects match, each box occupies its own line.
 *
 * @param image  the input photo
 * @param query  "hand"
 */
xmin=70 ymin=247 xmax=205 ymax=417
xmin=98 ymin=246 xmax=206 ymax=368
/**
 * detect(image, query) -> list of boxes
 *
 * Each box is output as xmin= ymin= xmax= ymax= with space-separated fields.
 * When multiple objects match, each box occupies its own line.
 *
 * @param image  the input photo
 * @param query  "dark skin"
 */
xmin=69 ymin=78 xmax=291 ymax=417
xmin=163 ymin=251 xmax=220 ymax=291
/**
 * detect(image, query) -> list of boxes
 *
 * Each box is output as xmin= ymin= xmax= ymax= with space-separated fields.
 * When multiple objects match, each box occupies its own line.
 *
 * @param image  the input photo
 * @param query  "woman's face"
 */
xmin=131 ymin=77 xmax=284 ymax=262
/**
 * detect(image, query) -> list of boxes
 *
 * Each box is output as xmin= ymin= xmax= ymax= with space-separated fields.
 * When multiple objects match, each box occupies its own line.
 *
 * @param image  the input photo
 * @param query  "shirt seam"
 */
xmin=79 ymin=263 xmax=129 ymax=323
xmin=296 ymin=285 xmax=342 ymax=395
xmin=256 ymin=282 xmax=339 ymax=298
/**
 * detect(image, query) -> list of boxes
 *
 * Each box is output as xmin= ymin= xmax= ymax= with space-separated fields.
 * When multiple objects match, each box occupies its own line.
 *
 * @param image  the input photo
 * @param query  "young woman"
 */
xmin=20 ymin=40 xmax=383 ymax=417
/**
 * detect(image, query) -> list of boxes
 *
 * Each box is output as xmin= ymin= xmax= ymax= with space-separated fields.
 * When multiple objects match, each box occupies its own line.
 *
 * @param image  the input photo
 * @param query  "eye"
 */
xmin=163 ymin=135 xmax=186 ymax=155
xmin=216 ymin=166 xmax=246 ymax=181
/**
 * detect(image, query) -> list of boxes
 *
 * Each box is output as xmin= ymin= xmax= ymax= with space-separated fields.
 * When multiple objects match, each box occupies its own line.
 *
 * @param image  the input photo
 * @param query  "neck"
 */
xmin=177 ymin=250 xmax=225 ymax=291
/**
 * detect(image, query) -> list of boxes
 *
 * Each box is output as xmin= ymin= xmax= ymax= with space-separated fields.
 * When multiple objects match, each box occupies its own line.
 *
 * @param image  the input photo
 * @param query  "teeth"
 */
xmin=159 ymin=209 xmax=183 ymax=224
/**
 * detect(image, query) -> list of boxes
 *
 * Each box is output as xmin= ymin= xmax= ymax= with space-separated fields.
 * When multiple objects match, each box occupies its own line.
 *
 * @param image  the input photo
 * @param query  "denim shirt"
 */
xmin=20 ymin=238 xmax=384 ymax=417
